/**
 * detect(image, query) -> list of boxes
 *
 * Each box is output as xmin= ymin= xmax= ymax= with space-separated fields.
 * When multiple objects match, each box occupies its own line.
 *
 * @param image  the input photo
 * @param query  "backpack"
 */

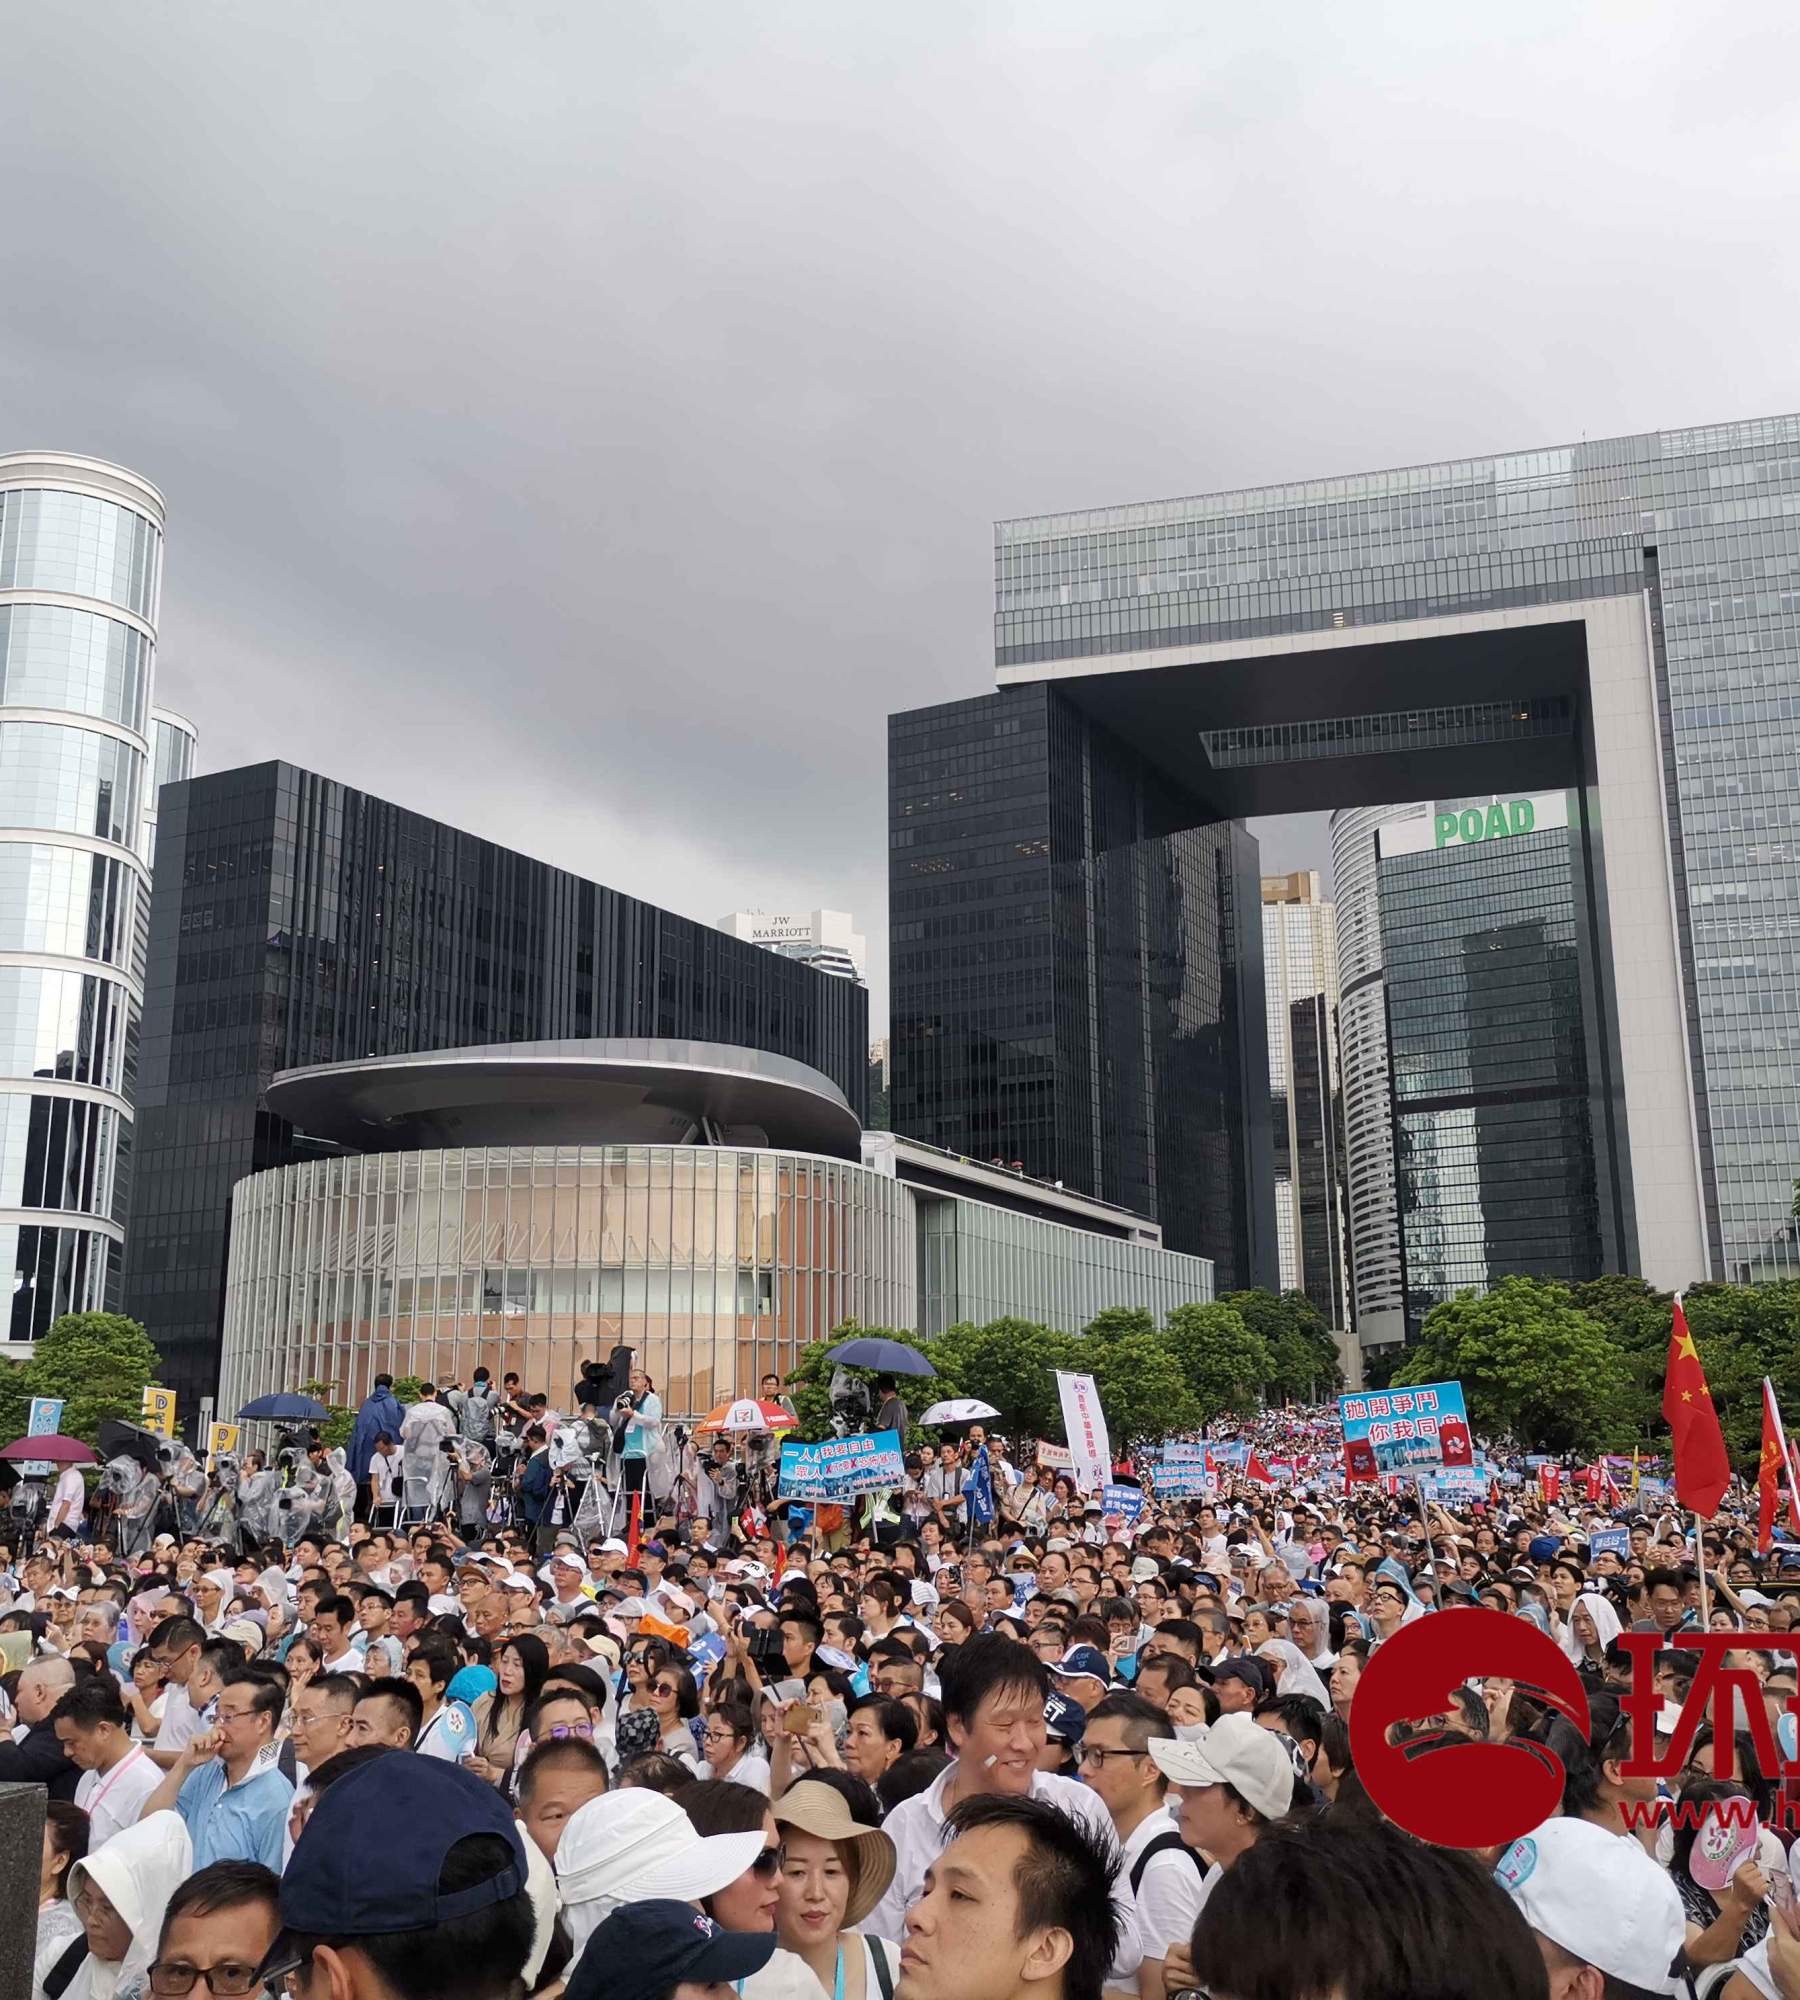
xmin=1129 ymin=1828 xmax=1208 ymax=1896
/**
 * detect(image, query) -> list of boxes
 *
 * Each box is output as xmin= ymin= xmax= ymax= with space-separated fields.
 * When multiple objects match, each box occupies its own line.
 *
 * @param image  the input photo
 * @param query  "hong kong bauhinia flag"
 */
xmin=1663 ymin=1297 xmax=1731 ymax=1518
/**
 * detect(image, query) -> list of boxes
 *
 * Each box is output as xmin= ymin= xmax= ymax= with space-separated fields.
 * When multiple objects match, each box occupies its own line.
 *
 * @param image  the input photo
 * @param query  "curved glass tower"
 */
xmin=0 ymin=452 xmax=164 ymax=1345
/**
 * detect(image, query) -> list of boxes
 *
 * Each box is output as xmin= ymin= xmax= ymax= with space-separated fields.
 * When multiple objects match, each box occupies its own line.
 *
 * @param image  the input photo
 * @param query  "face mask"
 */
xmin=1174 ymin=1722 xmax=1210 ymax=1742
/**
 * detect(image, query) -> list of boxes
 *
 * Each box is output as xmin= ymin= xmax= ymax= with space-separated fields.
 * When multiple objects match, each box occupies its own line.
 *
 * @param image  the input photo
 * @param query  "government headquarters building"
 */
xmin=891 ymin=414 xmax=1800 ymax=1354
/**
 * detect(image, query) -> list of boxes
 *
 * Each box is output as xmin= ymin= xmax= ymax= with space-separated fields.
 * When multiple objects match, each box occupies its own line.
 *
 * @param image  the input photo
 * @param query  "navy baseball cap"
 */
xmin=1043 ymin=1689 xmax=1087 ymax=1746
xmin=567 ymin=1900 xmax=775 ymax=2000
xmin=1050 ymin=1643 xmax=1111 ymax=1686
xmin=269 ymin=1753 xmax=527 ymax=1947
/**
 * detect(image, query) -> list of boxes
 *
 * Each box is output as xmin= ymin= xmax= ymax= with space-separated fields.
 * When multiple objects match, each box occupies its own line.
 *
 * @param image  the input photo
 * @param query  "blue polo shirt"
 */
xmin=177 ymin=1757 xmax=294 ymax=1870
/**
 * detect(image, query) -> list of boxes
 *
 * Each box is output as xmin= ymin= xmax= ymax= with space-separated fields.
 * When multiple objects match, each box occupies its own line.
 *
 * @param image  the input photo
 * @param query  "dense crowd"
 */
xmin=8 ymin=1365 xmax=1800 ymax=2000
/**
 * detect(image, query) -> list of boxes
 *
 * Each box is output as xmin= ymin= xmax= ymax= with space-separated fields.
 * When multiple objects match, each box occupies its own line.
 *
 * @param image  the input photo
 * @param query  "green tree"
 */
xmin=1090 ymin=1331 xmax=1200 ymax=1448
xmin=0 ymin=1354 xmax=28 ymax=1446
xmin=1162 ymin=1302 xmax=1272 ymax=1423
xmin=1217 ymin=1289 xmax=1342 ymax=1401
xmin=1391 ymin=1276 xmax=1631 ymax=1452
xmin=925 ymin=1319 xmax=1079 ymax=1440
xmin=781 ymin=1325 xmax=951 ymax=1443
xmin=1082 ymin=1307 xmax=1157 ymax=1344
xmin=300 ymin=1380 xmax=357 ymax=1452
xmin=18 ymin=1312 xmax=166 ymax=1445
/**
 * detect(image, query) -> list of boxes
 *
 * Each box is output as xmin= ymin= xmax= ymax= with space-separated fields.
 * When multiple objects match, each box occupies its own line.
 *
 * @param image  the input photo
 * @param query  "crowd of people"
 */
xmin=7 ymin=1363 xmax=1800 ymax=2000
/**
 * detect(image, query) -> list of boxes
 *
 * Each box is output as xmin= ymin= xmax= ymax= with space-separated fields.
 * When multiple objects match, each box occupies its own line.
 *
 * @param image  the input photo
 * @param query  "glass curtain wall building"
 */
xmin=1260 ymin=872 xmax=1347 ymax=1329
xmin=0 ymin=453 xmax=165 ymax=1346
xmin=991 ymin=416 xmax=1800 ymax=1299
xmin=126 ymin=762 xmax=870 ymax=1403
xmin=888 ymin=684 xmax=1272 ymax=1291
xmin=1378 ymin=795 xmax=1614 ymax=1334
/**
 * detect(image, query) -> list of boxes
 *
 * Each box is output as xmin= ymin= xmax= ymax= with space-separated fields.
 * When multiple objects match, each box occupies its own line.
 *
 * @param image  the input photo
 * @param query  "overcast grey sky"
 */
xmin=5 ymin=2 xmax=1798 ymax=1032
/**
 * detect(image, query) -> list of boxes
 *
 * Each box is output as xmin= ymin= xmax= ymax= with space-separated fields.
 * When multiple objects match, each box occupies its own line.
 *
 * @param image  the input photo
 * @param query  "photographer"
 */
xmin=446 ymin=1369 xmax=501 ymax=1446
xmin=448 ymin=1436 xmax=493 ymax=1537
xmin=610 ymin=1367 xmax=663 ymax=1504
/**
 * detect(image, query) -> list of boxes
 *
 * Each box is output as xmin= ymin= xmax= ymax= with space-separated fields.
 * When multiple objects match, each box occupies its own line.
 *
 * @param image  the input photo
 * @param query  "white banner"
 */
xmin=1055 ymin=1371 xmax=1111 ymax=1494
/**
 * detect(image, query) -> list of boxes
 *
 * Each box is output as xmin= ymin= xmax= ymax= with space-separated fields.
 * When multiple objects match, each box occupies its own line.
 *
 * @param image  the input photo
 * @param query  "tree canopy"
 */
xmin=0 ymin=1312 xmax=167 ymax=1446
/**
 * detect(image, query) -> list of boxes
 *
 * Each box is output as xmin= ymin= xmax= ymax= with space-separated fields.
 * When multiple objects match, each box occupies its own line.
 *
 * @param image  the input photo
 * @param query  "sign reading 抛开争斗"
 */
xmin=1378 ymin=791 xmax=1571 ymax=859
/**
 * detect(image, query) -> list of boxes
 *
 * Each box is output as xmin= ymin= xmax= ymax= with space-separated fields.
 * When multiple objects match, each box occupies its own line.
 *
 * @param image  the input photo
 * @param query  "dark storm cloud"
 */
xmin=4 ymin=2 xmax=1798 ymax=1029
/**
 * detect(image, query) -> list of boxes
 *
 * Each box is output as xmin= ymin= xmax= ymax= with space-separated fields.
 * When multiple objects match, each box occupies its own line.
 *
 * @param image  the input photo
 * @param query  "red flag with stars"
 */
xmin=1759 ymin=1378 xmax=1787 ymax=1553
xmin=1663 ymin=1297 xmax=1730 ymax=1518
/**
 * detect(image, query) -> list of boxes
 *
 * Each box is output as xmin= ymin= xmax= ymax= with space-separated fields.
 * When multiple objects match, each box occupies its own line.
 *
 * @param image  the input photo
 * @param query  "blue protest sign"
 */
xmin=778 ymin=1429 xmax=905 ymax=1501
xmin=1590 ymin=1526 xmax=1630 ymax=1561
xmin=1101 ymin=1483 xmax=1144 ymax=1520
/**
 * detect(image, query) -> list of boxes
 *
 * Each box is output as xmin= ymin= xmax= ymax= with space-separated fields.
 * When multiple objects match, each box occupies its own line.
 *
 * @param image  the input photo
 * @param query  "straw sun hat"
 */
xmin=771 ymin=1781 xmax=897 ymax=1929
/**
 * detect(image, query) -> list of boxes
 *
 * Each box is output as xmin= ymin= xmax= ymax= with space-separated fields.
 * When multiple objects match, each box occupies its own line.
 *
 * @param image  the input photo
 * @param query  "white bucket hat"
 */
xmin=555 ymin=1790 xmax=768 ymax=1952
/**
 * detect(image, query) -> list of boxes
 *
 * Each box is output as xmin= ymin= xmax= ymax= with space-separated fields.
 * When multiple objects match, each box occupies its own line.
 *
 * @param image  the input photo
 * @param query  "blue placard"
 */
xmin=1101 ymin=1483 xmax=1145 ymax=1520
xmin=778 ymin=1429 xmax=905 ymax=1501
xmin=1590 ymin=1526 xmax=1630 ymax=1560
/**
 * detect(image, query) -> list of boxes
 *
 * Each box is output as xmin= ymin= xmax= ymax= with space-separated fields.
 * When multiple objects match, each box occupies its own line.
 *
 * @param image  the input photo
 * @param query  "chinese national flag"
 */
xmin=1663 ymin=1298 xmax=1731 ymax=1518
xmin=1758 ymin=1379 xmax=1786 ymax=1553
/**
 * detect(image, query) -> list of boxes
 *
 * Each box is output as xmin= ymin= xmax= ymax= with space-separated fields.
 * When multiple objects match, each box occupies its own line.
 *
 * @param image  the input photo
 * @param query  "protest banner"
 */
xmin=1590 ymin=1526 xmax=1630 ymax=1561
xmin=141 ymin=1385 xmax=177 ymax=1439
xmin=1152 ymin=1445 xmax=1211 ymax=1498
xmin=1339 ymin=1381 xmax=1471 ymax=1482
xmin=778 ymin=1429 xmax=905 ymax=1501
xmin=1417 ymin=1468 xmax=1490 ymax=1503
xmin=19 ymin=1395 xmax=65 ymax=1477
xmin=1035 ymin=1440 xmax=1075 ymax=1471
xmin=1101 ymin=1482 xmax=1145 ymax=1521
xmin=1055 ymin=1371 xmax=1111 ymax=1493
xmin=206 ymin=1421 xmax=241 ymax=1464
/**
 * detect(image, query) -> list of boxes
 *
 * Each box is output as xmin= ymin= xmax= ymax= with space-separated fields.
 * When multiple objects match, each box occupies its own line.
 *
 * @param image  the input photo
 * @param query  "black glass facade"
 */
xmin=889 ymin=685 xmax=1272 ymax=1291
xmin=1379 ymin=810 xmax=1610 ymax=1334
xmin=124 ymin=762 xmax=868 ymax=1402
xmin=1287 ymin=991 xmax=1348 ymax=1327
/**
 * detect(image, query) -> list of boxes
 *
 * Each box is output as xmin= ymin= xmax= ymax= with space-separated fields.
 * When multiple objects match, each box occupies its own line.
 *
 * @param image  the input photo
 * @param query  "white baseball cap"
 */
xmin=1495 ymin=1815 xmax=1684 ymax=1995
xmin=1148 ymin=1713 xmax=1295 ymax=1822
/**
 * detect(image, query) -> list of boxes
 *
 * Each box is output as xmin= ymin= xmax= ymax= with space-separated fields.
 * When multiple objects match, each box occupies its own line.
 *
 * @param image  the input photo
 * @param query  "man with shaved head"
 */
xmin=0 ymin=1655 xmax=79 ymax=1796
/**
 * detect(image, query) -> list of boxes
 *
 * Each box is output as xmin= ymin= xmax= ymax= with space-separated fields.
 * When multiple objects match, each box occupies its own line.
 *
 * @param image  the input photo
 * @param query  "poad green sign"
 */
xmin=1435 ymin=799 xmax=1537 ymax=848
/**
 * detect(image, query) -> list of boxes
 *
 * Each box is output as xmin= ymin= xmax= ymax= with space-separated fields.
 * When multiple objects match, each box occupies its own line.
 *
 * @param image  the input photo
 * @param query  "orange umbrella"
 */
xmin=695 ymin=1398 xmax=796 ymax=1434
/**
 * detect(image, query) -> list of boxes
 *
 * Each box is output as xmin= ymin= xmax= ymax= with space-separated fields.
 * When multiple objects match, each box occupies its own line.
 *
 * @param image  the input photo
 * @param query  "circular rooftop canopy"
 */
xmin=266 ymin=1038 xmax=862 ymax=1160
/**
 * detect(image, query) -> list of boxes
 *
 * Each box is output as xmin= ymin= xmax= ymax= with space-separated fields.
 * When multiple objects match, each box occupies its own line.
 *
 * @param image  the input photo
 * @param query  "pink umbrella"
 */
xmin=0 ymin=1434 xmax=98 ymax=1465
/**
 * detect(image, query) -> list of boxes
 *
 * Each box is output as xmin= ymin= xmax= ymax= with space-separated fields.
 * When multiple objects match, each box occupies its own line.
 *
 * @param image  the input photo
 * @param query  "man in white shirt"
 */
xmin=1078 ymin=1692 xmax=1211 ymax=2000
xmin=48 ymin=1463 xmax=86 ymax=1539
xmin=860 ymin=1632 xmax=1141 ymax=1978
xmin=145 ymin=1613 xmax=207 ymax=1770
xmin=309 ymin=1594 xmax=364 ymax=1676
xmin=52 ymin=1676 xmax=161 ymax=1847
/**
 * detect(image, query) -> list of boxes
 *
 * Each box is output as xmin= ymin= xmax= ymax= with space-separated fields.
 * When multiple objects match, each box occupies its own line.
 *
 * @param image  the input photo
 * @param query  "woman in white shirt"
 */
xmin=701 ymin=1698 xmax=772 ymax=1792
xmin=773 ymin=1776 xmax=902 ymax=2000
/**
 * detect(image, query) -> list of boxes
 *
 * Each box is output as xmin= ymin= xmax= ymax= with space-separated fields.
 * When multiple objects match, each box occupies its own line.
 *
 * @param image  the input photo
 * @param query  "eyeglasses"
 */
xmin=149 ymin=1963 xmax=265 ymax=1996
xmin=652 ymin=1681 xmax=681 ymax=1698
xmin=749 ymin=1845 xmax=784 ymax=1879
xmin=543 ymin=1722 xmax=594 ymax=1741
xmin=73 ymin=1886 xmax=116 ymax=1918
xmin=1079 ymin=1746 xmax=1147 ymax=1767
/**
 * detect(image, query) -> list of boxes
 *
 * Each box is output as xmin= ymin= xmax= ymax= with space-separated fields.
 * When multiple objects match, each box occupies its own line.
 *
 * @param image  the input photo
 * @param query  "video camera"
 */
xmin=828 ymin=1366 xmax=871 ymax=1438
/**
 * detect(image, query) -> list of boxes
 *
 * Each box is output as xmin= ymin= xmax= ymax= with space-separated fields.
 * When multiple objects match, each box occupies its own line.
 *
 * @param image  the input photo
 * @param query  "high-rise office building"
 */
xmin=1261 ymin=872 xmax=1347 ymax=1329
xmin=1328 ymin=803 xmax=1426 ymax=1350
xmin=889 ymin=684 xmax=1274 ymax=1292
xmin=900 ymin=413 xmax=1800 ymax=1313
xmin=716 ymin=909 xmax=867 ymax=985
xmin=1378 ymin=793 xmax=1616 ymax=1334
xmin=125 ymin=762 xmax=869 ymax=1402
xmin=143 ymin=707 xmax=198 ymax=869
xmin=0 ymin=453 xmax=165 ymax=1347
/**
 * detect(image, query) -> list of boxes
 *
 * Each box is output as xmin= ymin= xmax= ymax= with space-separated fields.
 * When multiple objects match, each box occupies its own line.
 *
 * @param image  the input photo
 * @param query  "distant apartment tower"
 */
xmin=717 ymin=909 xmax=867 ymax=985
xmin=1328 ymin=804 xmax=1425 ymax=1353
xmin=1261 ymin=872 xmax=1348 ymax=1330
xmin=0 ymin=453 xmax=167 ymax=1346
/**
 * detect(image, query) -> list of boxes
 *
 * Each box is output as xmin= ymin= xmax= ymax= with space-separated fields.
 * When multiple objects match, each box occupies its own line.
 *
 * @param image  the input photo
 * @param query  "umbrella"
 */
xmin=695 ymin=1398 xmax=797 ymax=1434
xmin=825 ymin=1336 xmax=935 ymax=1377
xmin=920 ymin=1399 xmax=999 ymax=1428
xmin=0 ymin=1434 xmax=97 ymax=1466
xmin=237 ymin=1393 xmax=331 ymax=1421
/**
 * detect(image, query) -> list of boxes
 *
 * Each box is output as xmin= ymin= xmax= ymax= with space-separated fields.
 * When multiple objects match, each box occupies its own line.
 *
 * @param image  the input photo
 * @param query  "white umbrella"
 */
xmin=920 ymin=1398 xmax=1000 ymax=1427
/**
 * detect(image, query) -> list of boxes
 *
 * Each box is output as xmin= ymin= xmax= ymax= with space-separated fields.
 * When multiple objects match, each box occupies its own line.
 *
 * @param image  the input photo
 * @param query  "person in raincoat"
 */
xmin=346 ymin=1372 xmax=406 ymax=1512
xmin=234 ymin=1452 xmax=281 ymax=1551
xmin=102 ymin=1457 xmax=161 ymax=1562
xmin=50 ymin=1807 xmax=192 ymax=2000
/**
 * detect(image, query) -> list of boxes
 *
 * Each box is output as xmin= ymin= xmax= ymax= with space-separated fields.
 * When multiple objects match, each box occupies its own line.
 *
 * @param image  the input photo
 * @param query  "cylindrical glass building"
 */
xmin=0 ymin=452 xmax=164 ymax=1344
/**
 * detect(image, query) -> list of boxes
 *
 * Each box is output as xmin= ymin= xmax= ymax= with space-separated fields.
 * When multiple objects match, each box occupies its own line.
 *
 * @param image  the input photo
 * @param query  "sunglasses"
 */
xmin=652 ymin=1681 xmax=681 ymax=1698
xmin=750 ymin=1844 xmax=784 ymax=1879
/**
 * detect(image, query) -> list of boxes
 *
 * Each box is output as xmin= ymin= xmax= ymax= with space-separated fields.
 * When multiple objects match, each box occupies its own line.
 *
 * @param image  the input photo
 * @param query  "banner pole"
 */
xmin=1693 ymin=1511 xmax=1711 ymax=1625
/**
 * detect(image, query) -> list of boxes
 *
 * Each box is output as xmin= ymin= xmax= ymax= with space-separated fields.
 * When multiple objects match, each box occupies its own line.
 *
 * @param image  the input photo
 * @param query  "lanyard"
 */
xmin=86 ymin=1746 xmax=144 ymax=1816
